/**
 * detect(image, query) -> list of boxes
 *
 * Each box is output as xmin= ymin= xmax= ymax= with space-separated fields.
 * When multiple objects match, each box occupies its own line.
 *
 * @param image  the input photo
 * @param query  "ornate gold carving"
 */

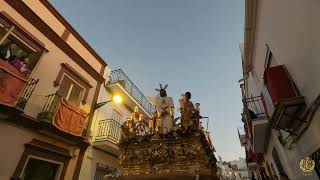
xmin=299 ymin=156 xmax=315 ymax=176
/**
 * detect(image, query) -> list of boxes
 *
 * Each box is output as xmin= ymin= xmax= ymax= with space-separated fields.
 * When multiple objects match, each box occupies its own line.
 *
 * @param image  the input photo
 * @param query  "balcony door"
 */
xmin=57 ymin=76 xmax=83 ymax=105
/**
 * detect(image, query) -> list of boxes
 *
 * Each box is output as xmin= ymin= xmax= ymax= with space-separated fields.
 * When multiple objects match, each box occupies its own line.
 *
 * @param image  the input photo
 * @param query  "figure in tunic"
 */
xmin=180 ymin=92 xmax=195 ymax=129
xmin=152 ymin=84 xmax=174 ymax=134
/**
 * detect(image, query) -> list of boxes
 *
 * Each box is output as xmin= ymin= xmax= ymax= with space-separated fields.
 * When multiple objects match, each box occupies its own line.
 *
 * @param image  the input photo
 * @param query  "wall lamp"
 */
xmin=95 ymin=95 xmax=123 ymax=110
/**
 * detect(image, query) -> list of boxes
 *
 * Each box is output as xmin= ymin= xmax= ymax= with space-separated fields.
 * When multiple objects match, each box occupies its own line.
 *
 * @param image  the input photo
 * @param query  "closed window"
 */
xmin=58 ymin=76 xmax=84 ymax=105
xmin=112 ymin=109 xmax=122 ymax=123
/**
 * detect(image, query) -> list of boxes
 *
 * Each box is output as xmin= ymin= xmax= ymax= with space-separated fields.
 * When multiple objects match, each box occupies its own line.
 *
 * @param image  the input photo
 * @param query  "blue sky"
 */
xmin=52 ymin=0 xmax=245 ymax=161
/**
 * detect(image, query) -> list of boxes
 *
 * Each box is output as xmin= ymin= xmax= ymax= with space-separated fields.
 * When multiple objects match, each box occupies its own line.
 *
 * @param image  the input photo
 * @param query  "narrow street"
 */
xmin=0 ymin=0 xmax=319 ymax=180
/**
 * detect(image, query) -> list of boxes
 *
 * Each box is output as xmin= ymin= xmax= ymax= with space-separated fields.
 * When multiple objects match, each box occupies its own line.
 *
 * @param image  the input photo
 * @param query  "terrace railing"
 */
xmin=95 ymin=119 xmax=121 ymax=144
xmin=107 ymin=69 xmax=155 ymax=114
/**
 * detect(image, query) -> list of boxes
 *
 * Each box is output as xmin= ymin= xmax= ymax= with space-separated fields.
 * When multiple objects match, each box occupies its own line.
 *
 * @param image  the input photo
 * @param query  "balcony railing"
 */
xmin=108 ymin=69 xmax=155 ymax=114
xmin=96 ymin=119 xmax=121 ymax=144
xmin=37 ymin=92 xmax=88 ymax=136
xmin=243 ymin=96 xmax=267 ymax=120
xmin=16 ymin=78 xmax=39 ymax=110
xmin=37 ymin=93 xmax=62 ymax=122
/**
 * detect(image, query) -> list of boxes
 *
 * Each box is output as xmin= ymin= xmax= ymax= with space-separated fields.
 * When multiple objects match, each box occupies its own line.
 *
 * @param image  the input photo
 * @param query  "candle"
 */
xmin=134 ymin=106 xmax=139 ymax=113
xmin=139 ymin=114 xmax=143 ymax=122
xmin=130 ymin=113 xmax=135 ymax=120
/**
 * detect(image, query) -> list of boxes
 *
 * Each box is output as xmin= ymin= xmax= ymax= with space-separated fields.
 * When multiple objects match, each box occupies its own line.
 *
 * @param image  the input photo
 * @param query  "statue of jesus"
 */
xmin=153 ymin=84 xmax=174 ymax=134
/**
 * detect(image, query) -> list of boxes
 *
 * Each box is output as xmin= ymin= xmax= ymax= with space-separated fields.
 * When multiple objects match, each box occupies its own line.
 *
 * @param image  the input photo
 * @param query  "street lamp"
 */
xmin=95 ymin=95 xmax=123 ymax=110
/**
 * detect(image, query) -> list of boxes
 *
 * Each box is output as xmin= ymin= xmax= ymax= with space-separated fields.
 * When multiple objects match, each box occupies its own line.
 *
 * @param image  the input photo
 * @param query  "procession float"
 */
xmin=109 ymin=84 xmax=218 ymax=180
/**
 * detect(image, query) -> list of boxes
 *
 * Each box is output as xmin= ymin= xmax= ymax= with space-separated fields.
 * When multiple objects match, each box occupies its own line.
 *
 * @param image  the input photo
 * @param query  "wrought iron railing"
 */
xmin=37 ymin=93 xmax=62 ymax=122
xmin=16 ymin=78 xmax=39 ymax=110
xmin=108 ymin=69 xmax=155 ymax=114
xmin=95 ymin=119 xmax=121 ymax=144
xmin=243 ymin=96 xmax=267 ymax=120
xmin=94 ymin=163 xmax=117 ymax=180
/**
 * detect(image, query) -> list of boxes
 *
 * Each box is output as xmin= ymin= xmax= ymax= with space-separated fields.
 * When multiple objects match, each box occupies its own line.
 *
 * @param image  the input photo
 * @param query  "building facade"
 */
xmin=217 ymin=157 xmax=250 ymax=180
xmin=79 ymin=69 xmax=154 ymax=180
xmin=0 ymin=1 xmax=160 ymax=180
xmin=0 ymin=0 xmax=108 ymax=179
xmin=239 ymin=0 xmax=320 ymax=180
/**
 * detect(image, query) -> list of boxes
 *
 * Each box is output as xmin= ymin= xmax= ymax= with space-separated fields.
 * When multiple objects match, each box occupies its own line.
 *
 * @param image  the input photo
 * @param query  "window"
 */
xmin=264 ymin=45 xmax=279 ymax=69
xmin=57 ymin=76 xmax=84 ymax=105
xmin=94 ymin=163 xmax=116 ymax=180
xmin=0 ymin=12 xmax=45 ymax=74
xmin=112 ymin=109 xmax=122 ymax=123
xmin=21 ymin=158 xmax=61 ymax=180
xmin=12 ymin=139 xmax=71 ymax=180
xmin=54 ymin=63 xmax=92 ymax=105
xmin=272 ymin=148 xmax=285 ymax=175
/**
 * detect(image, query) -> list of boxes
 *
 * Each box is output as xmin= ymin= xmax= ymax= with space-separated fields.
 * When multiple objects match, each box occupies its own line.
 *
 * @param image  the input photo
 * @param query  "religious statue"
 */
xmin=180 ymin=91 xmax=195 ymax=129
xmin=150 ymin=84 xmax=175 ymax=134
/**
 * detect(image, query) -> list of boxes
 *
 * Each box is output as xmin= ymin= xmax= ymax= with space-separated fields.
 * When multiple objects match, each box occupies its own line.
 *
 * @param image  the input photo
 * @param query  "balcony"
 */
xmin=262 ymin=65 xmax=306 ymax=134
xmin=246 ymin=148 xmax=258 ymax=170
xmin=16 ymin=78 xmax=39 ymax=109
xmin=243 ymin=96 xmax=268 ymax=154
xmin=0 ymin=60 xmax=39 ymax=116
xmin=37 ymin=93 xmax=88 ymax=137
xmin=93 ymin=119 xmax=121 ymax=155
xmin=238 ymin=127 xmax=247 ymax=147
xmin=107 ymin=69 xmax=155 ymax=116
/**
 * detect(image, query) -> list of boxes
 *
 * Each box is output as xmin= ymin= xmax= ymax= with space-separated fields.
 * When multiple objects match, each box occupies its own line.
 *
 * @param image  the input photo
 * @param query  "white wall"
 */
xmin=79 ymin=147 xmax=120 ymax=180
xmin=246 ymin=0 xmax=320 ymax=179
xmin=90 ymin=85 xmax=132 ymax=141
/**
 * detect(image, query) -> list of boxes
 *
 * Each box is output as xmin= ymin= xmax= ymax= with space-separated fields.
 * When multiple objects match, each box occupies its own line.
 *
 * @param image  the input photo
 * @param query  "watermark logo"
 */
xmin=299 ymin=156 xmax=315 ymax=176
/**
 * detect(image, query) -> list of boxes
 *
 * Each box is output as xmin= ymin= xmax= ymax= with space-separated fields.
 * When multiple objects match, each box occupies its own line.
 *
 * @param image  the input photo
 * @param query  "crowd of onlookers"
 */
xmin=0 ymin=42 xmax=31 ymax=74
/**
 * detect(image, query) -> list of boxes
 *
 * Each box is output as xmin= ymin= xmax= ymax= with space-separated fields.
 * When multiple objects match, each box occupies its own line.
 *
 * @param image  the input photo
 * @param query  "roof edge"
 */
xmin=39 ymin=0 xmax=107 ymax=67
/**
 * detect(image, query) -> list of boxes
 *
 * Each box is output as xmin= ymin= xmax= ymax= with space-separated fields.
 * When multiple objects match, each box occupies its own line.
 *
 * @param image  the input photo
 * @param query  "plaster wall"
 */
xmin=246 ymin=0 xmax=320 ymax=179
xmin=22 ymin=0 xmax=65 ymax=36
xmin=23 ymin=0 xmax=104 ymax=72
xmin=0 ymin=1 xmax=100 ymax=118
xmin=0 ymin=121 xmax=80 ymax=180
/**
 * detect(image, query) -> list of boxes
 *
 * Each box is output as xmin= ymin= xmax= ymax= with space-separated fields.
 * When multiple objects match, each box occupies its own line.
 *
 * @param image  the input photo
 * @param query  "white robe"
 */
xmin=155 ymin=96 xmax=174 ymax=133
